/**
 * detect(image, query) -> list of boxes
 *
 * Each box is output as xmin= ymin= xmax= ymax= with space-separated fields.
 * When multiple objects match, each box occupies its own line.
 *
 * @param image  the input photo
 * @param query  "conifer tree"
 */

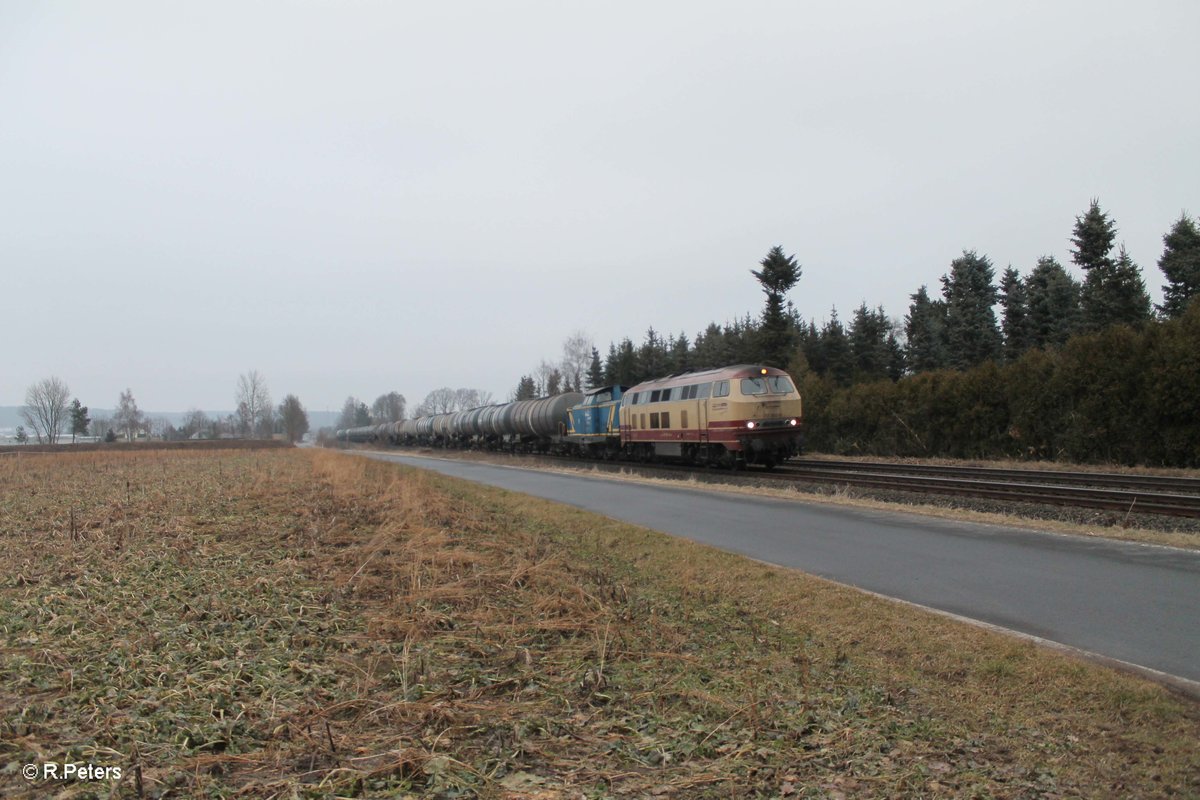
xmin=800 ymin=321 xmax=826 ymax=375
xmin=751 ymin=246 xmax=802 ymax=367
xmin=848 ymin=303 xmax=893 ymax=381
xmin=820 ymin=309 xmax=854 ymax=386
xmin=940 ymin=251 xmax=1001 ymax=369
xmin=1071 ymin=199 xmax=1117 ymax=274
xmin=904 ymin=285 xmax=948 ymax=372
xmin=1072 ymin=200 xmax=1151 ymax=330
xmin=1106 ymin=245 xmax=1152 ymax=326
xmin=999 ymin=266 xmax=1032 ymax=361
xmin=604 ymin=338 xmax=639 ymax=386
xmin=691 ymin=323 xmax=725 ymax=369
xmin=1157 ymin=213 xmax=1200 ymax=318
xmin=668 ymin=332 xmax=691 ymax=373
xmin=585 ymin=347 xmax=604 ymax=389
xmin=69 ymin=398 xmax=90 ymax=443
xmin=514 ymin=376 xmax=537 ymax=400
xmin=884 ymin=331 xmax=906 ymax=381
xmin=1025 ymin=256 xmax=1081 ymax=349
xmin=638 ymin=328 xmax=667 ymax=378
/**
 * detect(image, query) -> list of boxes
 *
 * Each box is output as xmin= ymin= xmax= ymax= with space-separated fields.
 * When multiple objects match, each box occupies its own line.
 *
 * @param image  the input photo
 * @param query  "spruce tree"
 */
xmin=638 ymin=328 xmax=667 ymax=378
xmin=668 ymin=332 xmax=691 ymax=373
xmin=585 ymin=347 xmax=604 ymax=389
xmin=1157 ymin=213 xmax=1200 ymax=318
xmin=801 ymin=321 xmax=826 ymax=375
xmin=1026 ymin=256 xmax=1081 ymax=349
xmin=514 ymin=376 xmax=537 ymax=400
xmin=904 ymin=285 xmax=948 ymax=372
xmin=692 ymin=322 xmax=725 ymax=369
xmin=602 ymin=344 xmax=619 ymax=384
xmin=1107 ymin=245 xmax=1152 ymax=326
xmin=606 ymin=338 xmax=638 ymax=386
xmin=751 ymin=246 xmax=802 ymax=367
xmin=884 ymin=332 xmax=906 ymax=381
xmin=999 ymin=266 xmax=1032 ymax=361
xmin=69 ymin=399 xmax=90 ymax=443
xmin=820 ymin=309 xmax=854 ymax=386
xmin=1072 ymin=200 xmax=1150 ymax=329
xmin=848 ymin=303 xmax=893 ymax=380
xmin=1071 ymin=199 xmax=1116 ymax=274
xmin=940 ymin=251 xmax=1001 ymax=370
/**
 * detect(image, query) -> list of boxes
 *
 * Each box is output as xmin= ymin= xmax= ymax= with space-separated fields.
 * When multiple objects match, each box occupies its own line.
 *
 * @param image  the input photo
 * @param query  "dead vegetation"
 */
xmin=1 ymin=449 xmax=1197 ymax=798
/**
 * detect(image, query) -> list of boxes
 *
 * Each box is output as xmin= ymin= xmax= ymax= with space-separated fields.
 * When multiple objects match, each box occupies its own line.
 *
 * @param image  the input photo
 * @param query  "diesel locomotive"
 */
xmin=338 ymin=363 xmax=803 ymax=468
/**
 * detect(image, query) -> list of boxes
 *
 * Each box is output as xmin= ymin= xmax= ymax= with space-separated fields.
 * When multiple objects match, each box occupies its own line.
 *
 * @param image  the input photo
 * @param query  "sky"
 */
xmin=3 ymin=1 xmax=1197 ymax=416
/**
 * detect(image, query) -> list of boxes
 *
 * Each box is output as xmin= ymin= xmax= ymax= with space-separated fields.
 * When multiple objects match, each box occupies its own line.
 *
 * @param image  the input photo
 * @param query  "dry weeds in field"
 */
xmin=1 ymin=450 xmax=1197 ymax=799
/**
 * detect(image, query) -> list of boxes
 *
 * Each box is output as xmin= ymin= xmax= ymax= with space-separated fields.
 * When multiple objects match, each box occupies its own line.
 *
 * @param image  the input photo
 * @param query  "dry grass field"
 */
xmin=1 ymin=449 xmax=1197 ymax=798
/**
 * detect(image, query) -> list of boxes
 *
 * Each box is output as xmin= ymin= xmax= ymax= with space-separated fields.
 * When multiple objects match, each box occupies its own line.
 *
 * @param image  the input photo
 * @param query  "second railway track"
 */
xmin=777 ymin=460 xmax=1200 ymax=518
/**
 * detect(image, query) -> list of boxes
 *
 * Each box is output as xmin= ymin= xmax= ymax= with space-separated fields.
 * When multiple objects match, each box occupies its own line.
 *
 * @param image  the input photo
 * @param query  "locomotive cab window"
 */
xmin=713 ymin=380 xmax=730 ymax=398
xmin=768 ymin=376 xmax=794 ymax=394
xmin=740 ymin=377 xmax=768 ymax=395
xmin=698 ymin=383 xmax=712 ymax=399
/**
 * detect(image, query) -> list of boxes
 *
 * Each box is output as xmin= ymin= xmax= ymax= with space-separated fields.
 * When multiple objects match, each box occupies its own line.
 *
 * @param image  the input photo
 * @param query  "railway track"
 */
xmin=775 ymin=460 xmax=1200 ymax=518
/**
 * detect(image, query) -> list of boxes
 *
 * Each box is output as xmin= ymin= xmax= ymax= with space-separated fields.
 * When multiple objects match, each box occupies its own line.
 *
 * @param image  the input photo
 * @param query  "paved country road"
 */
xmin=363 ymin=452 xmax=1200 ymax=688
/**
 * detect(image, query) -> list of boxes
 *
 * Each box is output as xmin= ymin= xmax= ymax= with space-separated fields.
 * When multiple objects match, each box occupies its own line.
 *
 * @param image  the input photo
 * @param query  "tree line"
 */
xmin=536 ymin=201 xmax=1197 ymax=466
xmin=14 ymin=370 xmax=311 ymax=445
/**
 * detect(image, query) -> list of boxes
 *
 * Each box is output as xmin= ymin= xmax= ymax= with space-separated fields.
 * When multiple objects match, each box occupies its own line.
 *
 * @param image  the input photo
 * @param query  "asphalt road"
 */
xmin=365 ymin=452 xmax=1200 ymax=686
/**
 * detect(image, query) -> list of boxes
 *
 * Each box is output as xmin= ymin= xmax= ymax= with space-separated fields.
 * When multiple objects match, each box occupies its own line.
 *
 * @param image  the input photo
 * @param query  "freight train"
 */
xmin=337 ymin=363 xmax=803 ymax=468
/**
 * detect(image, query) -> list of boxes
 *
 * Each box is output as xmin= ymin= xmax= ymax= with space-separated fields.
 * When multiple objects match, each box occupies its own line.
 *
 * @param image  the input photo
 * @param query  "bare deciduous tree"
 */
xmin=532 ymin=360 xmax=559 ymax=396
xmin=452 ymin=388 xmax=480 ymax=411
xmin=414 ymin=387 xmax=493 ymax=415
xmin=278 ymin=395 xmax=310 ymax=443
xmin=90 ymin=415 xmax=111 ymax=440
xmin=418 ymin=387 xmax=458 ymax=415
xmin=236 ymin=370 xmax=272 ymax=438
xmin=560 ymin=330 xmax=593 ymax=393
xmin=181 ymin=409 xmax=211 ymax=439
xmin=21 ymin=376 xmax=71 ymax=444
xmin=113 ymin=388 xmax=145 ymax=441
xmin=371 ymin=391 xmax=407 ymax=423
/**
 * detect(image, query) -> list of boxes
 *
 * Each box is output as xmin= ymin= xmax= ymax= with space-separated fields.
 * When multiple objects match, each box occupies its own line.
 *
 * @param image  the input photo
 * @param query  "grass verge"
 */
xmin=1 ymin=449 xmax=1197 ymax=798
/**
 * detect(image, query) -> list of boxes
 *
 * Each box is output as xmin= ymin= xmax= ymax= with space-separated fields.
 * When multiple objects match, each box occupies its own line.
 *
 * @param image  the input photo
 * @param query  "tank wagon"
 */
xmin=339 ymin=363 xmax=802 ymax=468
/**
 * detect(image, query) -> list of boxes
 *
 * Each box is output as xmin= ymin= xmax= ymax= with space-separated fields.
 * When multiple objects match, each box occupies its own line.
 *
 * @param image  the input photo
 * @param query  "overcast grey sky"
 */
xmin=3 ymin=1 xmax=1197 ymax=415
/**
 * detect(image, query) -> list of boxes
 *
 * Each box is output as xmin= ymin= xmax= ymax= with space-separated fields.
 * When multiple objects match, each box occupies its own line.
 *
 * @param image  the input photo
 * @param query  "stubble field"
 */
xmin=1 ymin=449 xmax=1197 ymax=798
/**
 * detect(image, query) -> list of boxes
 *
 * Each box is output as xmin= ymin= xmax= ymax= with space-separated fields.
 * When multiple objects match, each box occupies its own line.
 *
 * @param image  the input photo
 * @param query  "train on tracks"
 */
xmin=338 ymin=364 xmax=803 ymax=468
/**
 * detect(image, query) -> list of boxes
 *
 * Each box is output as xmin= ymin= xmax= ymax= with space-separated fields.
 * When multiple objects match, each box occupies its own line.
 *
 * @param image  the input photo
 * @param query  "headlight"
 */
xmin=789 ymin=418 xmax=798 ymax=426
xmin=745 ymin=421 xmax=756 ymax=429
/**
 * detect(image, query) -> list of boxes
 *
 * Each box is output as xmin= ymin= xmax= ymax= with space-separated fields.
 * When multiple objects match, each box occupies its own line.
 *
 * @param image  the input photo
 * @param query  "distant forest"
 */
xmin=565 ymin=201 xmax=1199 ymax=467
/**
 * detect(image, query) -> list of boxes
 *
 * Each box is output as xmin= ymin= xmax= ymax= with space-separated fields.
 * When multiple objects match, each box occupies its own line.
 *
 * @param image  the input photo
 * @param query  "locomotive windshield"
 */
xmin=740 ymin=376 xmax=795 ymax=396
